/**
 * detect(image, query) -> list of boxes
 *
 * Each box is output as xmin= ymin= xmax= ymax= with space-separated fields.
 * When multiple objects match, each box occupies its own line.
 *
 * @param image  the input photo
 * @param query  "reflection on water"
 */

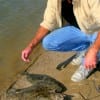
xmin=0 ymin=0 xmax=46 ymax=94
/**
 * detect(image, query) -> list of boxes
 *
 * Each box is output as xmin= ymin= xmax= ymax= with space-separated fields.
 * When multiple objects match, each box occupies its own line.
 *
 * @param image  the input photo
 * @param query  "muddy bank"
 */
xmin=1 ymin=50 xmax=100 ymax=100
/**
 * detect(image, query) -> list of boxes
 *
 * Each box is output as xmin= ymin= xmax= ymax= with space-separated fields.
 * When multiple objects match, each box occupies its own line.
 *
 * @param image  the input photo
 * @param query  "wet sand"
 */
xmin=1 ymin=46 xmax=100 ymax=100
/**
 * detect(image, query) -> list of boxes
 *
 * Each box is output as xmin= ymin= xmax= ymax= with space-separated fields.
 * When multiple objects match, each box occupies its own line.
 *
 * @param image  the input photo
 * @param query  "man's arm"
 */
xmin=84 ymin=32 xmax=100 ymax=69
xmin=21 ymin=0 xmax=57 ymax=62
xmin=27 ymin=26 xmax=50 ymax=49
xmin=21 ymin=26 xmax=49 ymax=62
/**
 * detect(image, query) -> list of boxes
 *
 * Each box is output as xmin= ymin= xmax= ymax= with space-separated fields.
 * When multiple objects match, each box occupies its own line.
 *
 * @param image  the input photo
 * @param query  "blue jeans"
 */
xmin=42 ymin=26 xmax=97 ymax=52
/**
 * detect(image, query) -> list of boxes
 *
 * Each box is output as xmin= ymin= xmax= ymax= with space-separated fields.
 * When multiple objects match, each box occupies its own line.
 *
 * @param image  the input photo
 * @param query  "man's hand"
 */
xmin=84 ymin=32 xmax=100 ymax=70
xmin=84 ymin=46 xmax=98 ymax=70
xmin=21 ymin=47 xmax=32 ymax=62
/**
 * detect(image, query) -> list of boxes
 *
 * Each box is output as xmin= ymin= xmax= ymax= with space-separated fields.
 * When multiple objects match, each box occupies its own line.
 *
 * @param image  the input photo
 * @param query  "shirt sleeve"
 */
xmin=89 ymin=0 xmax=100 ymax=30
xmin=40 ymin=0 xmax=57 ymax=31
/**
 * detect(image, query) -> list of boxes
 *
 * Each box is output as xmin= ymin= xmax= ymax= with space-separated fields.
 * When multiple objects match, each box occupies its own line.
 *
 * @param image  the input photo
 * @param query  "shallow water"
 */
xmin=0 ymin=0 xmax=46 ymax=94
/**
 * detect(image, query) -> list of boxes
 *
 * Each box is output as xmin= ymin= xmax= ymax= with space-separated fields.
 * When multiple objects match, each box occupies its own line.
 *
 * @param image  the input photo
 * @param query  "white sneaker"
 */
xmin=71 ymin=65 xmax=93 ymax=82
xmin=71 ymin=51 xmax=86 ymax=66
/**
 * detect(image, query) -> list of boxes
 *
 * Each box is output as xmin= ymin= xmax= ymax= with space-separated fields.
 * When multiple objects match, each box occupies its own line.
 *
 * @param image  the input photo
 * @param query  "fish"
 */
xmin=7 ymin=72 xmax=66 ymax=95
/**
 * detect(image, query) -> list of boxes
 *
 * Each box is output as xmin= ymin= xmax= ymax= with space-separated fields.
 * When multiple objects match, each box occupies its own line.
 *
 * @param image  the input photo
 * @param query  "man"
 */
xmin=21 ymin=0 xmax=100 ymax=82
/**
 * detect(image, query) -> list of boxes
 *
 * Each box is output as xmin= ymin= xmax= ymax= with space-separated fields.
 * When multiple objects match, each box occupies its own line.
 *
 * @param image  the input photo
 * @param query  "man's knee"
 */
xmin=42 ymin=37 xmax=51 ymax=50
xmin=42 ymin=36 xmax=58 ymax=51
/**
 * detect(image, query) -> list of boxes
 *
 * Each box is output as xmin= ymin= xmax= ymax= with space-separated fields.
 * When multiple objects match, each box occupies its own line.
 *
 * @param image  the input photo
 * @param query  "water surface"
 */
xmin=0 ymin=0 xmax=46 ymax=94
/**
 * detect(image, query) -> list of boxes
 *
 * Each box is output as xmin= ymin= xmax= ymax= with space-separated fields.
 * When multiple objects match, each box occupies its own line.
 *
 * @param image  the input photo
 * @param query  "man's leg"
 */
xmin=42 ymin=26 xmax=91 ymax=52
xmin=71 ymin=32 xmax=98 ymax=65
xmin=71 ymin=32 xmax=98 ymax=82
xmin=42 ymin=26 xmax=98 ymax=82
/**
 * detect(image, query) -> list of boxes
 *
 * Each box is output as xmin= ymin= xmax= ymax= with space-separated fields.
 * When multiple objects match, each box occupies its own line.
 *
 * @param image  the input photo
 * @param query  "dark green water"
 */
xmin=0 ymin=0 xmax=46 ymax=94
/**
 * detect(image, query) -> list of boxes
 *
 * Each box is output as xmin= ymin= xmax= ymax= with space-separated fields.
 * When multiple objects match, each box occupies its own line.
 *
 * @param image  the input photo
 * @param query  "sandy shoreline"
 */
xmin=1 ymin=45 xmax=100 ymax=100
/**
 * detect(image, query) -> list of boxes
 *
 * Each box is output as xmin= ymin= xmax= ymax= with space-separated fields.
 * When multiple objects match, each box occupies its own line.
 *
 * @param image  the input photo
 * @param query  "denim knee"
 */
xmin=42 ymin=36 xmax=58 ymax=51
xmin=42 ymin=37 xmax=50 ymax=50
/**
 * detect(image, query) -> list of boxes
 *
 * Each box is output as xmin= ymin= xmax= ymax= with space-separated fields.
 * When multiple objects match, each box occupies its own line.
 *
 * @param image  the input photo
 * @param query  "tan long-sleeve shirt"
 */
xmin=40 ymin=0 xmax=100 ymax=34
